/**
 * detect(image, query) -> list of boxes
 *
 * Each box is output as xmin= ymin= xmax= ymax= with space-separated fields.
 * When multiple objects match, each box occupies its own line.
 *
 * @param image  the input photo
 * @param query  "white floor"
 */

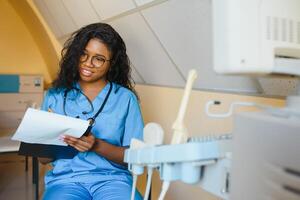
xmin=0 ymin=153 xmax=46 ymax=200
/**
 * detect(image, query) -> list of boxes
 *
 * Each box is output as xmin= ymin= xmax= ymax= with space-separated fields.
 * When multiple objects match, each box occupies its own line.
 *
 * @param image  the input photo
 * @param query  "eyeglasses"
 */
xmin=79 ymin=52 xmax=111 ymax=68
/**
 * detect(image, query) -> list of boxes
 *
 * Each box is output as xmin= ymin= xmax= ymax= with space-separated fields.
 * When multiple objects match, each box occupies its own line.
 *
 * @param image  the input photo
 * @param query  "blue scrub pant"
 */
xmin=43 ymin=180 xmax=142 ymax=200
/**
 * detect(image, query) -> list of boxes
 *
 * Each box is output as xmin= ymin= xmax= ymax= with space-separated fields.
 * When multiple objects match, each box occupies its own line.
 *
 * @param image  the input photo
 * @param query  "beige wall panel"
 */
xmin=134 ymin=0 xmax=158 ymax=6
xmin=33 ymin=0 xmax=63 ymax=37
xmin=111 ymin=13 xmax=185 ymax=86
xmin=43 ymin=0 xmax=77 ymax=36
xmin=62 ymin=0 xmax=100 ymax=28
xmin=90 ymin=0 xmax=135 ymax=20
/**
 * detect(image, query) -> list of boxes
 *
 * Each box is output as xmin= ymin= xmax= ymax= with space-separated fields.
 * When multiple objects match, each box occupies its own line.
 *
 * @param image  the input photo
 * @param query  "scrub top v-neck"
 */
xmin=41 ymin=82 xmax=144 ymax=185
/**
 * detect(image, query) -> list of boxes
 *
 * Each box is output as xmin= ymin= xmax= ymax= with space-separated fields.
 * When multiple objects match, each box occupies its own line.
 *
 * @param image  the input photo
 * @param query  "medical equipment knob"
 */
xmin=143 ymin=122 xmax=164 ymax=146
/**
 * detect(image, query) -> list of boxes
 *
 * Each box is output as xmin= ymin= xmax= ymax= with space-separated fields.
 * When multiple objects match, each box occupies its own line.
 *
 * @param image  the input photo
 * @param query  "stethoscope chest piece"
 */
xmin=87 ymin=118 xmax=95 ymax=126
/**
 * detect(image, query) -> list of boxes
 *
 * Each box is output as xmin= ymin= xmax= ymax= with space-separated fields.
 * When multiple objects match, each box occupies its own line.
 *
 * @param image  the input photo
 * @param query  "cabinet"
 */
xmin=0 ymin=75 xmax=44 ymax=137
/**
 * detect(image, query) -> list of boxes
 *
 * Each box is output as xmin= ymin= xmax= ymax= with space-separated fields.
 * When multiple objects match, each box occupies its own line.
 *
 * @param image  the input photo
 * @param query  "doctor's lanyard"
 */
xmin=63 ymin=81 xmax=113 ymax=135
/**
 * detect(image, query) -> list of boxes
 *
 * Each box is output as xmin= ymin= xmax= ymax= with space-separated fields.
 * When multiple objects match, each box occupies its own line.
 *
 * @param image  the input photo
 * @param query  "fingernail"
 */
xmin=59 ymin=135 xmax=65 ymax=140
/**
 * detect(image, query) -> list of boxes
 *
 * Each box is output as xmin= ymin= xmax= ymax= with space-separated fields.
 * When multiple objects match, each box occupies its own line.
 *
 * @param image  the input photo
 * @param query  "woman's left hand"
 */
xmin=63 ymin=133 xmax=96 ymax=152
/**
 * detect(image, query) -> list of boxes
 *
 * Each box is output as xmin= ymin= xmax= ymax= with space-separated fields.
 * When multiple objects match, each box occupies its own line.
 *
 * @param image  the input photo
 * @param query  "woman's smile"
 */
xmin=80 ymin=67 xmax=94 ymax=77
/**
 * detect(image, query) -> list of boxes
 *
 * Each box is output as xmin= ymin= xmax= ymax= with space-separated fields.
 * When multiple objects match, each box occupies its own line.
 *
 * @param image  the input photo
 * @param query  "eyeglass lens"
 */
xmin=80 ymin=53 xmax=107 ymax=68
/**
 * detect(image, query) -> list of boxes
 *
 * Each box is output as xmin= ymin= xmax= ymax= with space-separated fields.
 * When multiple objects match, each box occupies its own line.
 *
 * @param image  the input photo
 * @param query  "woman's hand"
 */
xmin=63 ymin=133 xmax=96 ymax=152
xmin=38 ymin=157 xmax=54 ymax=165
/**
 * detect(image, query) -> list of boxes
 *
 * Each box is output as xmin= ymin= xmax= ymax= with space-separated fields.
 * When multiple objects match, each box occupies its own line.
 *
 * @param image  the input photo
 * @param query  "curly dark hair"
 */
xmin=52 ymin=23 xmax=137 ymax=96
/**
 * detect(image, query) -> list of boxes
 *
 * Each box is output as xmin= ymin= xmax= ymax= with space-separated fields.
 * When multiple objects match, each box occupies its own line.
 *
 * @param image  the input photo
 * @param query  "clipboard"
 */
xmin=18 ymin=142 xmax=78 ymax=159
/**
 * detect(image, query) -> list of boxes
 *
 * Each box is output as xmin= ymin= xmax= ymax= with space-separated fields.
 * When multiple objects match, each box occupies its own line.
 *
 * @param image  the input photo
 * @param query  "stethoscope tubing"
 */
xmin=63 ymin=82 xmax=113 ymax=135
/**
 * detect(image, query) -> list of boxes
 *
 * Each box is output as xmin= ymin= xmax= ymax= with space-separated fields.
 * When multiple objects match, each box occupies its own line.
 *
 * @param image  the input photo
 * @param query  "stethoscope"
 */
xmin=63 ymin=81 xmax=113 ymax=135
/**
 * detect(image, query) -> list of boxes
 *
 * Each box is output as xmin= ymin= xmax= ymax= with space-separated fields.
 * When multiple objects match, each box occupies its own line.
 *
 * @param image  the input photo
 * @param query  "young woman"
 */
xmin=40 ymin=23 xmax=143 ymax=200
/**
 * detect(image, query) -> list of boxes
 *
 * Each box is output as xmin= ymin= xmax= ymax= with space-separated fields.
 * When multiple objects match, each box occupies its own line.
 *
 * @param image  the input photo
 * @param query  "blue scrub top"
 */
xmin=41 ymin=82 xmax=144 ymax=185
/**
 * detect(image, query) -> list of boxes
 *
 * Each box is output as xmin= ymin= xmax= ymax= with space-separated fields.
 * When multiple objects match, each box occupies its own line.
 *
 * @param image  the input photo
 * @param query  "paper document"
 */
xmin=12 ymin=108 xmax=90 ymax=146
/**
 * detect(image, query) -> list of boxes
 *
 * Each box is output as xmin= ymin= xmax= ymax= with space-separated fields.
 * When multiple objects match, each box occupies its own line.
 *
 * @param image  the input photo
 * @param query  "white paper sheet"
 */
xmin=12 ymin=108 xmax=90 ymax=146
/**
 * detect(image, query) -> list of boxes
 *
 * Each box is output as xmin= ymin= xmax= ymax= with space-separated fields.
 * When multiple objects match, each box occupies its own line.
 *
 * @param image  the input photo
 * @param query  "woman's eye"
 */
xmin=96 ymin=57 xmax=105 ymax=62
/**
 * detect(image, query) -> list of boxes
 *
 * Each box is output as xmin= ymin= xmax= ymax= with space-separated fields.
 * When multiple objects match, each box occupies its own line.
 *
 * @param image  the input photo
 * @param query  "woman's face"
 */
xmin=78 ymin=38 xmax=112 ymax=84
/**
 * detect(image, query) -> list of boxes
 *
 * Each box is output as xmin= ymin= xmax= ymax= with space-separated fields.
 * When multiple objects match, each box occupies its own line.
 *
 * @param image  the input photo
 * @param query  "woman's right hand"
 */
xmin=63 ymin=133 xmax=96 ymax=152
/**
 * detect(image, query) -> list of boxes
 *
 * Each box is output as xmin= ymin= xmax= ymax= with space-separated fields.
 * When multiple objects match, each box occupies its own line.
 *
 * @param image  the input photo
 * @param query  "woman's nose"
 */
xmin=84 ymin=56 xmax=93 ymax=67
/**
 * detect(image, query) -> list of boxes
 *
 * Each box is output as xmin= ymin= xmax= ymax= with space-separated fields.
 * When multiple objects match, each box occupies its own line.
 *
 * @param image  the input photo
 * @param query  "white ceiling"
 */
xmin=33 ymin=0 xmax=294 ymax=96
